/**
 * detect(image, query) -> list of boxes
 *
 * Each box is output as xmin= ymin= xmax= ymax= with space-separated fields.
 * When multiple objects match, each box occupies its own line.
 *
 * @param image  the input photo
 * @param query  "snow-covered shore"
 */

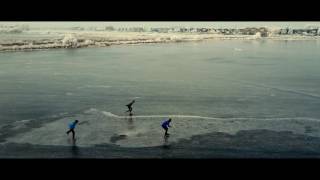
xmin=1 ymin=31 xmax=320 ymax=52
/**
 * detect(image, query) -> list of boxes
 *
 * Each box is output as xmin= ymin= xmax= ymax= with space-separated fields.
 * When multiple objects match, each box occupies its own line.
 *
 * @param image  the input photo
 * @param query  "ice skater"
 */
xmin=126 ymin=100 xmax=135 ymax=114
xmin=66 ymin=120 xmax=79 ymax=140
xmin=161 ymin=118 xmax=172 ymax=136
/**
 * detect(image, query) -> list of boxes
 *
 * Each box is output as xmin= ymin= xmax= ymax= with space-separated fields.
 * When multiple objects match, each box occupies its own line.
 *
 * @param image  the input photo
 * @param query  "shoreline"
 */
xmin=1 ymin=31 xmax=320 ymax=53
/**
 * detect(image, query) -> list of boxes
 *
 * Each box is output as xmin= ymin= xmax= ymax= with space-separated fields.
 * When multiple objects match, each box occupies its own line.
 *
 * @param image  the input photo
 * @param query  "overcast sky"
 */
xmin=1 ymin=22 xmax=320 ymax=29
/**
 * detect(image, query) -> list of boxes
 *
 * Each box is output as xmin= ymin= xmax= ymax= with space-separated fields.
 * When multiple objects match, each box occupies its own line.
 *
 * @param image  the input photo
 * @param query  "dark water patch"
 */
xmin=204 ymin=57 xmax=225 ymax=61
xmin=2 ymin=129 xmax=320 ymax=158
xmin=110 ymin=134 xmax=128 ymax=143
xmin=240 ymin=63 xmax=275 ymax=66
xmin=0 ymin=111 xmax=81 ymax=142
xmin=304 ymin=126 xmax=317 ymax=134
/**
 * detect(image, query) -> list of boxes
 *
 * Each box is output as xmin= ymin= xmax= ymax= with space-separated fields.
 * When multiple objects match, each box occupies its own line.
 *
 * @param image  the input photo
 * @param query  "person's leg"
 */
xmin=66 ymin=129 xmax=71 ymax=134
xmin=165 ymin=127 xmax=168 ymax=135
xmin=71 ymin=129 xmax=75 ymax=140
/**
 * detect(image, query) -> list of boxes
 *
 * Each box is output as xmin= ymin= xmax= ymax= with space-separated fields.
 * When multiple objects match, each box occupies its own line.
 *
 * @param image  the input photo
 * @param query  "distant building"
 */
xmin=292 ymin=29 xmax=304 ymax=35
xmin=105 ymin=26 xmax=115 ymax=31
xmin=206 ymin=28 xmax=215 ymax=33
xmin=150 ymin=28 xmax=171 ymax=33
xmin=307 ymin=29 xmax=318 ymax=36
xmin=258 ymin=27 xmax=268 ymax=37
xmin=128 ymin=27 xmax=145 ymax=32
xmin=279 ymin=28 xmax=289 ymax=35
xmin=70 ymin=27 xmax=84 ymax=31
xmin=95 ymin=27 xmax=105 ymax=31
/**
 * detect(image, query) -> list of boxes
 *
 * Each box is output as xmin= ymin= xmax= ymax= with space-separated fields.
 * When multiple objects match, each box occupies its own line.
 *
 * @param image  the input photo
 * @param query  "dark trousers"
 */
xmin=126 ymin=106 xmax=133 ymax=112
xmin=67 ymin=129 xmax=75 ymax=140
xmin=162 ymin=126 xmax=168 ymax=135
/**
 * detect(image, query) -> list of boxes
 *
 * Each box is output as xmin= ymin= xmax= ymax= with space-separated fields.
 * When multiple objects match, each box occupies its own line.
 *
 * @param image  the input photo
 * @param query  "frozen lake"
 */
xmin=1 ymin=39 xmax=320 ymax=157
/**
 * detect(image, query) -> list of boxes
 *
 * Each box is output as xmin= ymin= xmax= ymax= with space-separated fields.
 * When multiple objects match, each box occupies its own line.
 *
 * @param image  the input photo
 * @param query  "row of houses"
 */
xmin=279 ymin=28 xmax=320 ymax=36
xmin=150 ymin=27 xmax=217 ymax=33
xmin=149 ymin=27 xmax=320 ymax=36
xmin=118 ymin=27 xmax=145 ymax=32
xmin=145 ymin=27 xmax=269 ymax=36
xmin=69 ymin=25 xmax=320 ymax=36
